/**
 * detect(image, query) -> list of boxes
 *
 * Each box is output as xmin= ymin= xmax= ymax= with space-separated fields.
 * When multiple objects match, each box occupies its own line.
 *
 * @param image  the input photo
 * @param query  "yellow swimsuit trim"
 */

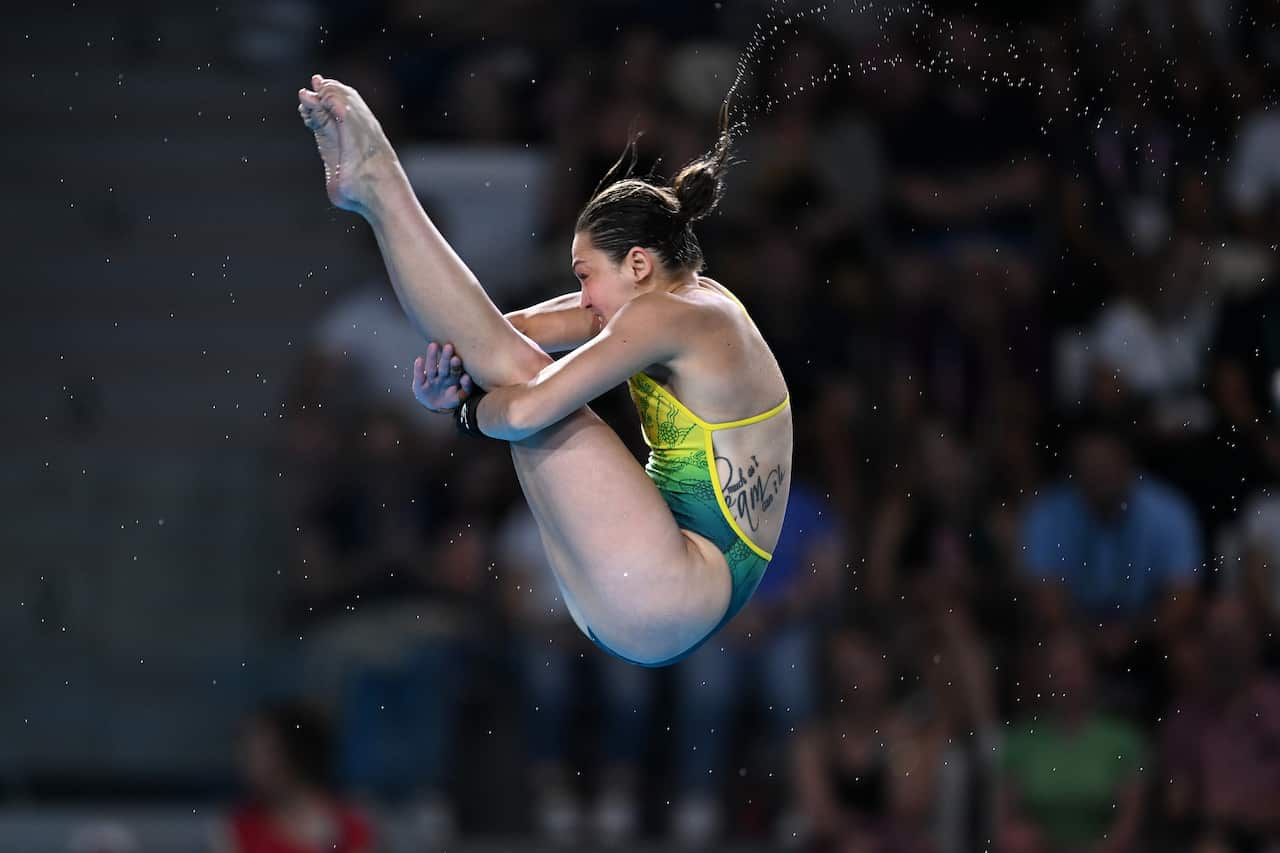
xmin=636 ymin=371 xmax=790 ymax=562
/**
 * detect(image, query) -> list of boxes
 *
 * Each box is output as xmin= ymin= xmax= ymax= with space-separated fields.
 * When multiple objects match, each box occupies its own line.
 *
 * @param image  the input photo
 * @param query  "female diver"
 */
xmin=298 ymin=75 xmax=792 ymax=666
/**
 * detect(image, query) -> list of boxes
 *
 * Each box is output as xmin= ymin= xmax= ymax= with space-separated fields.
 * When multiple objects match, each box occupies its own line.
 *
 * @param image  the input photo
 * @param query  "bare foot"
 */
xmin=297 ymin=74 xmax=397 ymax=213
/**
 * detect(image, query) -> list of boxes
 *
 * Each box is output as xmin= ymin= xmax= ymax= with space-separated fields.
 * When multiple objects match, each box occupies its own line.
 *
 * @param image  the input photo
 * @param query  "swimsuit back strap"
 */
xmin=706 ymin=394 xmax=790 ymax=431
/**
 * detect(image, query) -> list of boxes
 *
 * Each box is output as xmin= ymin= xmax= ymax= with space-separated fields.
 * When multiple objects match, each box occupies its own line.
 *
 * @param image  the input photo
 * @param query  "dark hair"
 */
xmin=250 ymin=700 xmax=334 ymax=787
xmin=575 ymin=102 xmax=734 ymax=274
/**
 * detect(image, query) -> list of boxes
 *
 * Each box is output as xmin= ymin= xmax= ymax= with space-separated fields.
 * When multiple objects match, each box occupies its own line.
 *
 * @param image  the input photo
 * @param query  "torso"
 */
xmin=640 ymin=276 xmax=793 ymax=556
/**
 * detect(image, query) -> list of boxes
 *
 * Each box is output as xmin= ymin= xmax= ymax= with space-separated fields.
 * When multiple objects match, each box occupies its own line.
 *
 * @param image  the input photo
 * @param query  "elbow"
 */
xmin=503 ymin=311 xmax=527 ymax=336
xmin=504 ymin=395 xmax=547 ymax=441
xmin=487 ymin=393 xmax=543 ymax=442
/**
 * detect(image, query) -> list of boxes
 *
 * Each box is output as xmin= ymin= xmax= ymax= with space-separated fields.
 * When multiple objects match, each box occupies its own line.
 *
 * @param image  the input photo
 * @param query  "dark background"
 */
xmin=5 ymin=1 xmax=1280 ymax=852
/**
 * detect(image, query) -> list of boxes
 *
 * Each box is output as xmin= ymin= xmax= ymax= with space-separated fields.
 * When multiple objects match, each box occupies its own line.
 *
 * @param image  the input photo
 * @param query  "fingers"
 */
xmin=422 ymin=342 xmax=458 ymax=380
xmin=412 ymin=355 xmax=426 ymax=392
xmin=424 ymin=342 xmax=439 ymax=380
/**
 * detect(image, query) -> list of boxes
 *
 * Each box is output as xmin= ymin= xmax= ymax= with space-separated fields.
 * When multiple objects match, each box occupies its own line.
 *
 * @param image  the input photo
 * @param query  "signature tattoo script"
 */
xmin=716 ymin=454 xmax=786 ymax=532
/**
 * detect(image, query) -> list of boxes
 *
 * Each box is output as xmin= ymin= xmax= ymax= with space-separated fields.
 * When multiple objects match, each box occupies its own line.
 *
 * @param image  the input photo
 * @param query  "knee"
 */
xmin=514 ymin=345 xmax=554 ymax=379
xmin=488 ymin=341 xmax=553 ymax=388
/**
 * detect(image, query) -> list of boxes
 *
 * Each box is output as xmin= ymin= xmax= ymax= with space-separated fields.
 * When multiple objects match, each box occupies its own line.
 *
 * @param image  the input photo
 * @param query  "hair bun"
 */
xmin=673 ymin=157 xmax=724 ymax=223
xmin=672 ymin=109 xmax=733 ymax=223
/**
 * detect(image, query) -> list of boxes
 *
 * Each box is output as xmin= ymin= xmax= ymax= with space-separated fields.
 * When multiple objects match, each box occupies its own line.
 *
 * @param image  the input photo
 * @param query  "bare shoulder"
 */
xmin=611 ymin=288 xmax=728 ymax=339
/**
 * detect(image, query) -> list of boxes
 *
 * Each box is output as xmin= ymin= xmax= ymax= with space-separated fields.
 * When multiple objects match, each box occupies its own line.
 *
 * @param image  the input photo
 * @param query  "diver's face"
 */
xmin=571 ymin=232 xmax=647 ymax=324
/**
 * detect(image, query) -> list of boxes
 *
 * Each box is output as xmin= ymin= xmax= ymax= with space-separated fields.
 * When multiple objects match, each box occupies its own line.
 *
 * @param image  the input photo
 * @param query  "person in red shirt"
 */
xmin=213 ymin=702 xmax=375 ymax=853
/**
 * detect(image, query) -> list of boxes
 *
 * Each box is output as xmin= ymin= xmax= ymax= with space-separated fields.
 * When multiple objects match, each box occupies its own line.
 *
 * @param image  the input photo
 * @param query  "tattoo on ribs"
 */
xmin=715 ymin=453 xmax=786 ymax=532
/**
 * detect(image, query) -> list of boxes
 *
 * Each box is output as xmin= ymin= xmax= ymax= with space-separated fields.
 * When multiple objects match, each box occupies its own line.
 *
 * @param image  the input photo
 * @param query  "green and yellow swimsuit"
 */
xmin=587 ymin=327 xmax=790 ymax=666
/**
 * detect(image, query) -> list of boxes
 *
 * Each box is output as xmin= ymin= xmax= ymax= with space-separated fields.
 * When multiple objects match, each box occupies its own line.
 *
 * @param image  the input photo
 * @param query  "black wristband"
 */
xmin=454 ymin=390 xmax=488 ymax=437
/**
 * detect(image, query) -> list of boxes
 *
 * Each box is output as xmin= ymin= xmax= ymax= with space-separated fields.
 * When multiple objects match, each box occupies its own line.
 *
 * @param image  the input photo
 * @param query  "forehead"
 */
xmin=571 ymin=232 xmax=598 ymax=265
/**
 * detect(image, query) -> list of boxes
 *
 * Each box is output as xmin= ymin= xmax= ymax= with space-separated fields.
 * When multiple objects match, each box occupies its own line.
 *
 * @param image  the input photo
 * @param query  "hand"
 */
xmin=412 ymin=342 xmax=474 ymax=413
xmin=297 ymin=74 xmax=397 ymax=212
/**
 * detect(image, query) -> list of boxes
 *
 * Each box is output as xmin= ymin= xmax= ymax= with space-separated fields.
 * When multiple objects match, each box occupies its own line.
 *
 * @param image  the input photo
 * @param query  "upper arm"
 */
xmin=507 ymin=294 xmax=694 ymax=434
xmin=504 ymin=291 xmax=601 ymax=353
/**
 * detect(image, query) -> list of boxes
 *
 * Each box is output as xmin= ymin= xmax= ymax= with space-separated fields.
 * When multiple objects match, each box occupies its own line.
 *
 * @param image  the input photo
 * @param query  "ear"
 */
xmin=625 ymin=246 xmax=654 ymax=283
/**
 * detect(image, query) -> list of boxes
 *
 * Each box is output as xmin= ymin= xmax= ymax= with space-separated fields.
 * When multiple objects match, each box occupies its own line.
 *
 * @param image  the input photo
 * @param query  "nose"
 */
xmin=579 ymin=288 xmax=590 ymax=310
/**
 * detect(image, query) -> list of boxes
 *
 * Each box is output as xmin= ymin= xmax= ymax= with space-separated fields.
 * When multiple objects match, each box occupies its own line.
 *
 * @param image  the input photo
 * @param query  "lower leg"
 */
xmin=360 ymin=172 xmax=551 ymax=389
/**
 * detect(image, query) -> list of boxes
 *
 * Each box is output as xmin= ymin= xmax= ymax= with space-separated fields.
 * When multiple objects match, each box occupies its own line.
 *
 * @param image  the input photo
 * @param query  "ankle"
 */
xmin=357 ymin=158 xmax=411 ymax=225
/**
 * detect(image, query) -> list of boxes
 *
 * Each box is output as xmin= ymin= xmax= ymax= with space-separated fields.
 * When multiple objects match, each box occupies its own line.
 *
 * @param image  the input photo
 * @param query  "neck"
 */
xmin=640 ymin=269 xmax=697 ymax=296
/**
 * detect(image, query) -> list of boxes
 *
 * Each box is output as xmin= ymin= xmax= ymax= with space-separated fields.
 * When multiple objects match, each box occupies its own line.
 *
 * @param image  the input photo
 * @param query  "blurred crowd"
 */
xmin=240 ymin=0 xmax=1280 ymax=851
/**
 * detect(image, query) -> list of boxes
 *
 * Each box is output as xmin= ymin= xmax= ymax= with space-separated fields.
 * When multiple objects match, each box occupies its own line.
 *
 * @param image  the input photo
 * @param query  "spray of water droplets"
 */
xmin=717 ymin=0 xmax=1242 ymax=162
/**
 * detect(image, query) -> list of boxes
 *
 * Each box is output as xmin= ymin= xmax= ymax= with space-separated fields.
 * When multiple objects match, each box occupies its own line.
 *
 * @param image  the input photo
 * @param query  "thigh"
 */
xmin=509 ymin=407 xmax=732 ymax=665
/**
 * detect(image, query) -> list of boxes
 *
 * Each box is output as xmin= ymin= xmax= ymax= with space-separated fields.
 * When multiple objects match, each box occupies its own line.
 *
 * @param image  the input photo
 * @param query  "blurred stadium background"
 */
xmin=5 ymin=0 xmax=1280 ymax=851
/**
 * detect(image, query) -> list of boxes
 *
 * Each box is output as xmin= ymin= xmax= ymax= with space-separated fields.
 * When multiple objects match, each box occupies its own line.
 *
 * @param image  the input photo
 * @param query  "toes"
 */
xmin=299 ymin=101 xmax=332 ymax=132
xmin=316 ymin=94 xmax=343 ymax=123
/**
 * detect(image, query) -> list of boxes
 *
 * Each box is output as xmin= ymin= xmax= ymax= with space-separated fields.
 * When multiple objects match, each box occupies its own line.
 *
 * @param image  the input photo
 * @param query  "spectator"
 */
xmin=1087 ymin=233 xmax=1216 ymax=422
xmin=495 ymin=503 xmax=659 ymax=846
xmin=792 ymin=628 xmax=942 ymax=853
xmin=212 ymin=701 xmax=374 ymax=853
xmin=1225 ymin=62 xmax=1280 ymax=227
xmin=1020 ymin=418 xmax=1202 ymax=708
xmin=867 ymin=421 xmax=1015 ymax=633
xmin=1211 ymin=222 xmax=1280 ymax=506
xmin=1000 ymin=630 xmax=1147 ymax=853
xmin=1237 ymin=495 xmax=1280 ymax=636
xmin=883 ymin=15 xmax=1045 ymax=251
xmin=1162 ymin=596 xmax=1280 ymax=852
xmin=288 ymin=408 xmax=490 ymax=843
xmin=1084 ymin=232 xmax=1223 ymax=524
xmin=671 ymin=475 xmax=845 ymax=847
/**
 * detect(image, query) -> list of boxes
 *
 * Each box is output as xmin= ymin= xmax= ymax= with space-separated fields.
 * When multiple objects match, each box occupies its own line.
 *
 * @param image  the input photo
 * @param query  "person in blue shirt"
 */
xmin=1021 ymin=418 xmax=1203 ymax=710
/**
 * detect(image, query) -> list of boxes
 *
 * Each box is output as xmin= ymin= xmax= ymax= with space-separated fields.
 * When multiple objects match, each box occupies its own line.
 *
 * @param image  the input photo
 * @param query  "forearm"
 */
xmin=474 ymin=368 xmax=594 ymax=442
xmin=505 ymin=293 xmax=602 ymax=353
xmin=475 ymin=384 xmax=537 ymax=442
